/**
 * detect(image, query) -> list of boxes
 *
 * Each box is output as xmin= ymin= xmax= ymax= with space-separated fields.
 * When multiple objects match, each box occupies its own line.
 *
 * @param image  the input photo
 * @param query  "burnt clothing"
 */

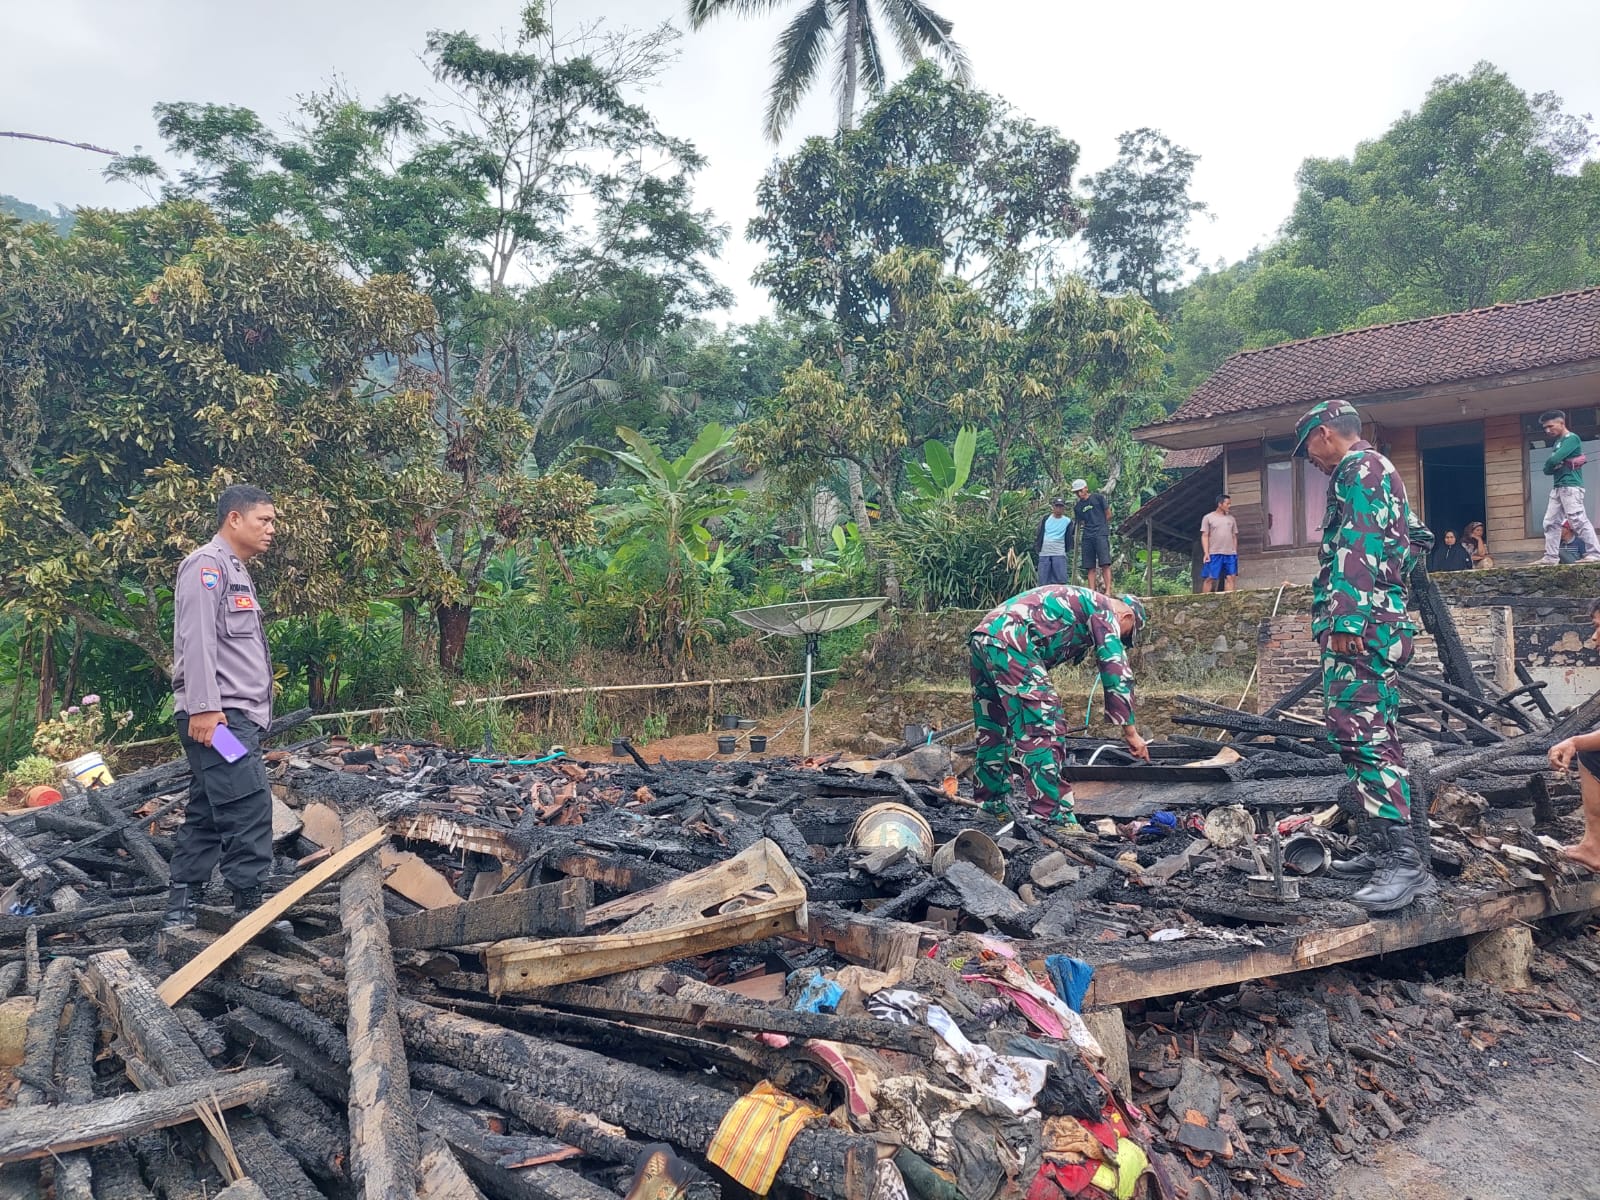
xmin=172 ymin=537 xmax=273 ymax=731
xmin=170 ymin=709 xmax=274 ymax=890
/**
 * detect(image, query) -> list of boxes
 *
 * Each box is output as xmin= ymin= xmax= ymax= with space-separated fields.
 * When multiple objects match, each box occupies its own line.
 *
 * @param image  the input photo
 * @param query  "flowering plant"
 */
xmin=31 ymin=695 xmax=134 ymax=762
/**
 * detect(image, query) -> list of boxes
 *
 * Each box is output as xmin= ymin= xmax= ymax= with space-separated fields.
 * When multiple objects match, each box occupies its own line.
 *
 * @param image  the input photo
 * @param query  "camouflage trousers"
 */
xmin=969 ymin=634 xmax=1073 ymax=820
xmin=1320 ymin=622 xmax=1414 ymax=822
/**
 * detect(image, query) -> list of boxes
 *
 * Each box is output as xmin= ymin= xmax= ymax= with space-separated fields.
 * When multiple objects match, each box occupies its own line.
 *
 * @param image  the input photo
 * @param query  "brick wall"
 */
xmin=1256 ymin=607 xmax=1513 ymax=717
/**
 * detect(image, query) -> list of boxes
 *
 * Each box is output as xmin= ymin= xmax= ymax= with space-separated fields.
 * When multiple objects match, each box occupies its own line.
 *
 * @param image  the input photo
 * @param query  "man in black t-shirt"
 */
xmin=1073 ymin=478 xmax=1113 ymax=593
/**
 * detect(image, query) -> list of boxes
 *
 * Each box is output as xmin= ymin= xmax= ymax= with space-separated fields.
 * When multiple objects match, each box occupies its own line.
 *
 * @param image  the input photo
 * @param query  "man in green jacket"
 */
xmin=1296 ymin=399 xmax=1435 ymax=912
xmin=1538 ymin=409 xmax=1600 ymax=565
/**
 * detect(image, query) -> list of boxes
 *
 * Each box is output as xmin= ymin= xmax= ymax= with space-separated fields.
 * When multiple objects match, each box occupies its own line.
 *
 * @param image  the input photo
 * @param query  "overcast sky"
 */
xmin=5 ymin=0 xmax=1599 ymax=322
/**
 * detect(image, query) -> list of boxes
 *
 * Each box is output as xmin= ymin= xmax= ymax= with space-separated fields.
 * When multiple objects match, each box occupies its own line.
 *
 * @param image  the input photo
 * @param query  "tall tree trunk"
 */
xmin=401 ymin=600 xmax=417 ymax=650
xmin=840 ymin=0 xmax=862 ymax=131
xmin=307 ymin=662 xmax=327 ymax=712
xmin=35 ymin=629 xmax=56 ymax=723
xmin=435 ymin=604 xmax=473 ymax=675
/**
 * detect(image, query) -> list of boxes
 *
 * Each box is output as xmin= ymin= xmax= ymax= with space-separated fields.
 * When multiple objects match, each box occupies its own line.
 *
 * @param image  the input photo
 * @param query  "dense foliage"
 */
xmin=4 ymin=17 xmax=1597 ymax=763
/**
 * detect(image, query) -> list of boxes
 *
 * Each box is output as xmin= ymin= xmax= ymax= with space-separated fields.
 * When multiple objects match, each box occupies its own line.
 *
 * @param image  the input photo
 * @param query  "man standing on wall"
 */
xmin=969 ymin=585 xmax=1149 ymax=828
xmin=1537 ymin=409 xmax=1600 ymax=565
xmin=1296 ymin=400 xmax=1436 ymax=913
xmin=163 ymin=485 xmax=278 ymax=929
xmin=1073 ymin=479 xmax=1113 ymax=594
xmin=1035 ymin=496 xmax=1074 ymax=585
xmin=1199 ymin=493 xmax=1239 ymax=592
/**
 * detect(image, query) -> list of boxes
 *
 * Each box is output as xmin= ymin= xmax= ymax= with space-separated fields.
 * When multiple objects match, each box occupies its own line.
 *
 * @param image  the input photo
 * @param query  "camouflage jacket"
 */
xmin=1313 ymin=440 xmax=1416 ymax=637
xmin=972 ymin=585 xmax=1136 ymax=724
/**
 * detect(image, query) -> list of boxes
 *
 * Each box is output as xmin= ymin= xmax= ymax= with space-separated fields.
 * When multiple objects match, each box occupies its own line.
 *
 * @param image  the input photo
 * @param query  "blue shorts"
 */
xmin=1201 ymin=554 xmax=1238 ymax=580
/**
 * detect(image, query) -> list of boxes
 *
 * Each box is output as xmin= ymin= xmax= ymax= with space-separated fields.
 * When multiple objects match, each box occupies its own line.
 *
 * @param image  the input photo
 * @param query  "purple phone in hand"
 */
xmin=211 ymin=724 xmax=248 ymax=763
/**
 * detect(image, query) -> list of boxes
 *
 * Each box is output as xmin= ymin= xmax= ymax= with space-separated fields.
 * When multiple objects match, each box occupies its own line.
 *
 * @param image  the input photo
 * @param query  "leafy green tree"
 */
xmin=119 ymin=3 xmax=725 ymax=669
xmin=1286 ymin=61 xmax=1600 ymax=321
xmin=579 ymin=424 xmax=744 ymax=661
xmin=687 ymin=0 xmax=969 ymax=139
xmin=1083 ymin=129 xmax=1208 ymax=314
xmin=0 ymin=203 xmax=433 ymax=679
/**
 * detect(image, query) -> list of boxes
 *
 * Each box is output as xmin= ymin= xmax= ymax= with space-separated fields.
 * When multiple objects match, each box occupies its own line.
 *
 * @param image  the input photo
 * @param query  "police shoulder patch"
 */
xmin=199 ymin=566 xmax=221 ymax=591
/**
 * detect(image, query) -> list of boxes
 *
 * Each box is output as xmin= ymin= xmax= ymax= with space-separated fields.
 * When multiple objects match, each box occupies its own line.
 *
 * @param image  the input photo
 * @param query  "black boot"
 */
xmin=1352 ymin=820 xmax=1437 ymax=913
xmin=231 ymin=885 xmax=263 ymax=914
xmin=1329 ymin=818 xmax=1382 ymax=880
xmin=161 ymin=884 xmax=196 ymax=930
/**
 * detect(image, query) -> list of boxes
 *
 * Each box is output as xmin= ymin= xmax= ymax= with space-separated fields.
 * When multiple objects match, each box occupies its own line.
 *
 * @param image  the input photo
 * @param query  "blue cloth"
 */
xmin=1044 ymin=954 xmax=1095 ymax=1014
xmin=1038 ymin=555 xmax=1069 ymax=585
xmin=791 ymin=972 xmax=844 ymax=1014
xmin=1201 ymin=553 xmax=1238 ymax=580
xmin=1041 ymin=515 xmax=1071 ymax=553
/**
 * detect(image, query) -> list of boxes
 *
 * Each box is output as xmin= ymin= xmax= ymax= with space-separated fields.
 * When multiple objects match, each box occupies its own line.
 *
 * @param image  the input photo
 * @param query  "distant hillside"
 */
xmin=1 ymin=194 xmax=73 ymax=235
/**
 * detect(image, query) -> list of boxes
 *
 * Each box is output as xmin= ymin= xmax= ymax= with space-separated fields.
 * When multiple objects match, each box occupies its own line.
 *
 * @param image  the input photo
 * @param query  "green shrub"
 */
xmin=886 ymin=492 xmax=1035 ymax=611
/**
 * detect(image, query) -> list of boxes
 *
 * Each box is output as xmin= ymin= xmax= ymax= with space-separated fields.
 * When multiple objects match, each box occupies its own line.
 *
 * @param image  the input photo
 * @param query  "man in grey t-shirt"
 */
xmin=1199 ymin=494 xmax=1239 ymax=592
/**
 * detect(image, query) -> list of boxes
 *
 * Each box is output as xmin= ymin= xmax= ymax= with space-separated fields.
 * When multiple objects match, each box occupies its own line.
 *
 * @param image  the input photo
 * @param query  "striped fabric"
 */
xmin=706 ymin=1080 xmax=824 ymax=1194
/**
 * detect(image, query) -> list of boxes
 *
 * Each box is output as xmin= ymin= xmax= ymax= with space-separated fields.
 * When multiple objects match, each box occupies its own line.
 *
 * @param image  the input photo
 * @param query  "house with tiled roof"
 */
xmin=1127 ymin=287 xmax=1600 ymax=589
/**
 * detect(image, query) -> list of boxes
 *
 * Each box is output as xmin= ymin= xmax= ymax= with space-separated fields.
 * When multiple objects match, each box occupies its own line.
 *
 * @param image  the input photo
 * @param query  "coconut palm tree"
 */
xmin=687 ymin=0 xmax=970 ymax=140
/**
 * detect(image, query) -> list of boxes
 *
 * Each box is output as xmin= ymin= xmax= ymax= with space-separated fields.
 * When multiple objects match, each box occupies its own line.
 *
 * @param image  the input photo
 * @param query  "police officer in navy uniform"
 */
xmin=163 ymin=485 xmax=277 ymax=928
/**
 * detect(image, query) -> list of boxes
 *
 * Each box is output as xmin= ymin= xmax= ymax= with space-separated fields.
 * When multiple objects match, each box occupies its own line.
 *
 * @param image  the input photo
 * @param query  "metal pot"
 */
xmin=932 ymin=829 xmax=1006 ymax=882
xmin=849 ymin=802 xmax=934 ymax=865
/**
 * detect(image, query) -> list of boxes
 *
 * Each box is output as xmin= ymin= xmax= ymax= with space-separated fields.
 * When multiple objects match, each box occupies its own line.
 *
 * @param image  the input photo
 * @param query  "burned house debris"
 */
xmin=0 ymin=641 xmax=1598 ymax=1200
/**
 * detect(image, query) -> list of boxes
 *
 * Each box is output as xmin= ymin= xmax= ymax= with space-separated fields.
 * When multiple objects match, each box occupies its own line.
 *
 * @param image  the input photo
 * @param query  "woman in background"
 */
xmin=1462 ymin=520 xmax=1493 ymax=568
xmin=1428 ymin=529 xmax=1474 ymax=572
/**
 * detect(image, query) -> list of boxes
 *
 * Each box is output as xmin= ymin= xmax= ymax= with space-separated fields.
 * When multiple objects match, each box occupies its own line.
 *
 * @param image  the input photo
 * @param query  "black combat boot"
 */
xmin=1351 ymin=820 xmax=1437 ymax=913
xmin=1329 ymin=817 xmax=1382 ymax=880
xmin=231 ymin=885 xmax=264 ymax=914
xmin=161 ymin=883 xmax=197 ymax=930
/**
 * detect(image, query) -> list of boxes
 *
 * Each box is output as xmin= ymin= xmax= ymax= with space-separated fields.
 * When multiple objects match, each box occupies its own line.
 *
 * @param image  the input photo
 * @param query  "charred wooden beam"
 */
xmin=52 ymin=988 xmax=99 ymax=1200
xmin=388 ymin=877 xmax=591 ymax=949
xmin=392 ymin=999 xmax=877 ymax=1200
xmin=419 ymin=1130 xmax=489 ymax=1200
xmin=0 ymin=1066 xmax=289 ymax=1162
xmin=412 ymin=1091 xmax=618 ymax=1200
xmin=341 ymin=809 xmax=421 ymax=1200
xmin=17 ymin=956 xmax=78 ymax=1100
xmin=83 ymin=951 xmax=322 ymax=1200
xmin=409 ymin=1062 xmax=640 ymax=1170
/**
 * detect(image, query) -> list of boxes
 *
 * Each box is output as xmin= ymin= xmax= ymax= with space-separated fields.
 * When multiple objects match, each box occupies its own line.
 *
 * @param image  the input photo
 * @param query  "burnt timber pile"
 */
xmin=0 ymin=671 xmax=1597 ymax=1200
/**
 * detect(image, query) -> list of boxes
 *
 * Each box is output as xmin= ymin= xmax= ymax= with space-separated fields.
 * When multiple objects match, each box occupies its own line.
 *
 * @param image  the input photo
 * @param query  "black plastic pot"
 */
xmin=716 ymin=735 xmax=738 ymax=754
xmin=748 ymin=735 xmax=768 ymax=753
xmin=611 ymin=739 xmax=629 ymax=758
xmin=718 ymin=713 xmax=741 ymax=730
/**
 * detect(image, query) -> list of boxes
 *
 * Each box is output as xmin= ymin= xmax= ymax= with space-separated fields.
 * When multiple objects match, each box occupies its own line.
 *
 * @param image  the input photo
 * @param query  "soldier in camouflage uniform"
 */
xmin=969 ymin=586 xmax=1149 ymax=825
xmin=1296 ymin=399 xmax=1437 ymax=912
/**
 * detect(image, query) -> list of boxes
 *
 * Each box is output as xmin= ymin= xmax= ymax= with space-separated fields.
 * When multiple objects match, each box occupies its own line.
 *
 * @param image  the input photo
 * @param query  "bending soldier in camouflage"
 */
xmin=969 ymin=586 xmax=1150 ymax=825
xmin=1296 ymin=399 xmax=1437 ymax=913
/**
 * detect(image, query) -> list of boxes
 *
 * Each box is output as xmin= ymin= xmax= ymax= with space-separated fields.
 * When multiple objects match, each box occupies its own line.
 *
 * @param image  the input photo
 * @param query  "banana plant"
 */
xmin=903 ymin=426 xmax=983 ymax=509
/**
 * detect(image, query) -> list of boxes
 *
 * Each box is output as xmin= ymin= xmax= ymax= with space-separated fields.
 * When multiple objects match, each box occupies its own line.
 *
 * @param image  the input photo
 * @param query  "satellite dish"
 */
xmin=731 ymin=597 xmax=887 ymax=754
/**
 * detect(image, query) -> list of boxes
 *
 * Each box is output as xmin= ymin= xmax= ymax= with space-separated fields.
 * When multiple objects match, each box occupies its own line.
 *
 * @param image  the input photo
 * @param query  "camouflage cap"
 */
xmin=1293 ymin=398 xmax=1361 ymax=458
xmin=1117 ymin=593 xmax=1147 ymax=646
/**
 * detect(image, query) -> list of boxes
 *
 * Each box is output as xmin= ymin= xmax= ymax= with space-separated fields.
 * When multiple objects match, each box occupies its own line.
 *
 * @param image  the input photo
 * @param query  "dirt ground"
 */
xmin=1325 ymin=1059 xmax=1600 ymax=1199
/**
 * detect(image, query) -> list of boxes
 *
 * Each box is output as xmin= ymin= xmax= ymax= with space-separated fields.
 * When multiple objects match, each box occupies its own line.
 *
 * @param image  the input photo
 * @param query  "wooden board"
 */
xmin=301 ymin=802 xmax=344 ymax=850
xmin=1078 ymin=878 xmax=1600 ymax=1008
xmin=488 ymin=840 xmax=805 ymax=994
xmin=271 ymin=794 xmax=304 ymax=844
xmin=382 ymin=850 xmax=460 ymax=910
xmin=158 ymin=825 xmax=387 ymax=1005
xmin=0 ymin=1066 xmax=289 ymax=1162
xmin=388 ymin=878 xmax=591 ymax=950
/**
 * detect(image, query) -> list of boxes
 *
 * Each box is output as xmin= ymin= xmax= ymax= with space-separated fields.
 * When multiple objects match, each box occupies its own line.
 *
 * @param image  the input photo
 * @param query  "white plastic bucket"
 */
xmin=64 ymin=751 xmax=114 ymax=788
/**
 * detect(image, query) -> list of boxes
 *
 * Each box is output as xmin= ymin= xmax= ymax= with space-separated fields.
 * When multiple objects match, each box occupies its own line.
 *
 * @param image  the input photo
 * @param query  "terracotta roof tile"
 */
xmin=1162 ymin=446 xmax=1222 ymax=470
xmin=1150 ymin=287 xmax=1600 ymax=428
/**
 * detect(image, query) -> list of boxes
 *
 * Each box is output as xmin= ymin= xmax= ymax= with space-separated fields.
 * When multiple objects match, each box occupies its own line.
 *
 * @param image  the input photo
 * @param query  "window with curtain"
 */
xmin=1265 ymin=459 xmax=1295 ymax=547
xmin=1303 ymin=461 xmax=1329 ymax=543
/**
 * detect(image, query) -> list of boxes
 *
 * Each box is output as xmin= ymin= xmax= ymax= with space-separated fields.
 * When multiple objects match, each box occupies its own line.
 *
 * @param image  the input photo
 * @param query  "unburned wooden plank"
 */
xmin=158 ymin=824 xmax=386 ymax=1005
xmin=1079 ymin=879 xmax=1600 ymax=1007
xmin=388 ymin=878 xmax=591 ymax=949
xmin=488 ymin=841 xmax=805 ymax=993
xmin=0 ymin=1066 xmax=288 ymax=1162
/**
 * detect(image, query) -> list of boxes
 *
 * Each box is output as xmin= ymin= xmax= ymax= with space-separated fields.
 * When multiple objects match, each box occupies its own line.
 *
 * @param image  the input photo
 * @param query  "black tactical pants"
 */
xmin=171 ymin=709 xmax=273 ymax=890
